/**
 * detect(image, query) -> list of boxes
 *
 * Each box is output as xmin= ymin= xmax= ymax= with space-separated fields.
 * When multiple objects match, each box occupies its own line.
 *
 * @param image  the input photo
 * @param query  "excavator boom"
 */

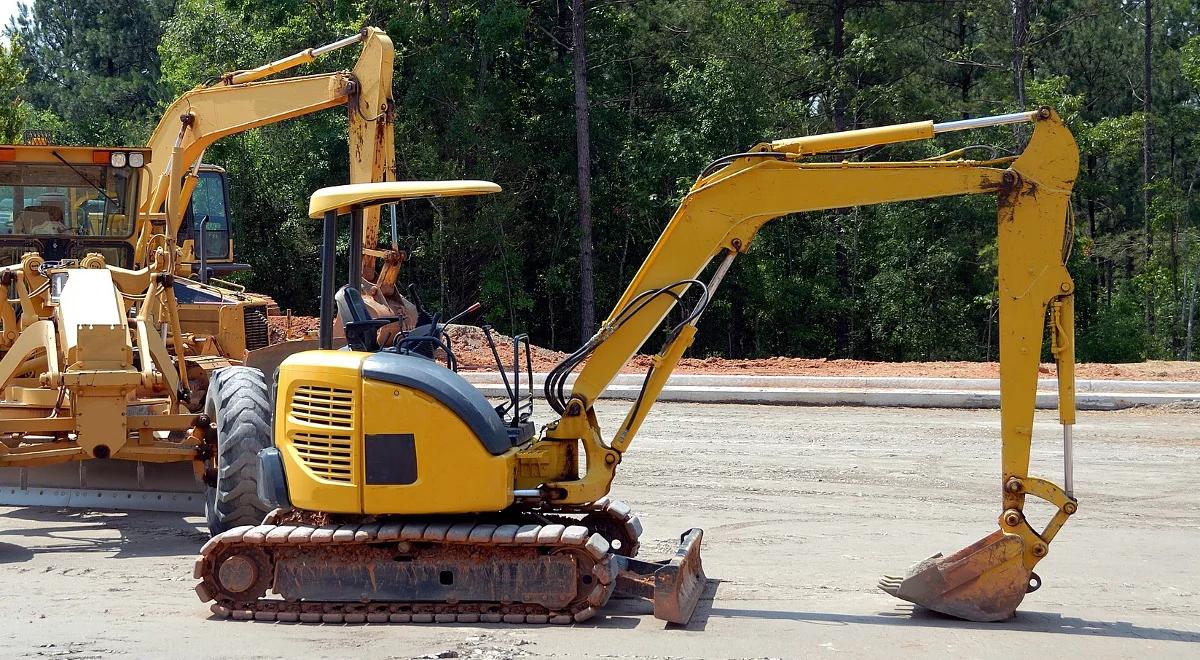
xmin=540 ymin=107 xmax=1079 ymax=621
xmin=141 ymin=27 xmax=396 ymax=279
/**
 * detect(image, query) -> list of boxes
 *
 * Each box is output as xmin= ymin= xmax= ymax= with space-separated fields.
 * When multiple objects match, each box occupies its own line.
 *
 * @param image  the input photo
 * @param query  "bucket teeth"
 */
xmin=879 ymin=530 xmax=1032 ymax=622
xmin=877 ymin=575 xmax=903 ymax=596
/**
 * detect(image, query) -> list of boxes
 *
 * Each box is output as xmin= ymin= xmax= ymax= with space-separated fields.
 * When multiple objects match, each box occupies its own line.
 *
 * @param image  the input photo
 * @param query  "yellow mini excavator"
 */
xmin=194 ymin=108 xmax=1080 ymax=625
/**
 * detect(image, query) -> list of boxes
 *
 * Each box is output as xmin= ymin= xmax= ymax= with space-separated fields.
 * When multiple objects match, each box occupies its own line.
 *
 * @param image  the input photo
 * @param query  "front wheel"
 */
xmin=204 ymin=366 xmax=272 ymax=535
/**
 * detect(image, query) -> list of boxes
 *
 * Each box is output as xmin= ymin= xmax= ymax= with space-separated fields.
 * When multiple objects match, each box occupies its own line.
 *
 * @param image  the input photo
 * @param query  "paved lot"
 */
xmin=1 ymin=403 xmax=1197 ymax=658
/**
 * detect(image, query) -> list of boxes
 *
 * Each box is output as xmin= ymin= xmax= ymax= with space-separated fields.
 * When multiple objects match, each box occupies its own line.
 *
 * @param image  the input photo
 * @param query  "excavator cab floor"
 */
xmin=879 ymin=529 xmax=1038 ymax=622
xmin=614 ymin=528 xmax=707 ymax=625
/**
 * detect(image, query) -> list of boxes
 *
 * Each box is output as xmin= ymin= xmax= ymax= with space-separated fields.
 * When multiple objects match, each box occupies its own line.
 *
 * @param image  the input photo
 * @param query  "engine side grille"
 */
xmin=291 ymin=432 xmax=353 ymax=483
xmin=290 ymin=385 xmax=355 ymax=429
xmin=244 ymin=305 xmax=269 ymax=351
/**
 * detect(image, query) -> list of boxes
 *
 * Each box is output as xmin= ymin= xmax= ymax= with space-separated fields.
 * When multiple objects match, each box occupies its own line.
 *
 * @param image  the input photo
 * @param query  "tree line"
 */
xmin=3 ymin=0 xmax=1199 ymax=363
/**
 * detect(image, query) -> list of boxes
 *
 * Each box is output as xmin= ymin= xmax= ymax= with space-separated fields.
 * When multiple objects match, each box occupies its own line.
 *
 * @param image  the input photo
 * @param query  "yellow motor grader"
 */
xmin=0 ymin=29 xmax=410 ymax=523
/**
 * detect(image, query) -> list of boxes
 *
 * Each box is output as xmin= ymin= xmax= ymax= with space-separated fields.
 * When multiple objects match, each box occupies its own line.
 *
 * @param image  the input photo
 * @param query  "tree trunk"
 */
xmin=1011 ymin=0 xmax=1030 ymax=143
xmin=957 ymin=8 xmax=972 ymax=118
xmin=1011 ymin=0 xmax=1028 ymax=107
xmin=831 ymin=0 xmax=847 ymax=132
xmin=830 ymin=0 xmax=852 ymax=357
xmin=1170 ymin=133 xmax=1179 ymax=355
xmin=1187 ymin=260 xmax=1199 ymax=360
xmin=1143 ymin=0 xmax=1154 ymax=342
xmin=572 ymin=0 xmax=596 ymax=340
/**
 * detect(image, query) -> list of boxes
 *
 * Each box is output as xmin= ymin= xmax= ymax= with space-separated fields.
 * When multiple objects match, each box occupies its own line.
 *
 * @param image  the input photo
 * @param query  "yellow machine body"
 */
xmin=275 ymin=349 xmax=515 ymax=515
xmin=200 ymin=109 xmax=1083 ymax=625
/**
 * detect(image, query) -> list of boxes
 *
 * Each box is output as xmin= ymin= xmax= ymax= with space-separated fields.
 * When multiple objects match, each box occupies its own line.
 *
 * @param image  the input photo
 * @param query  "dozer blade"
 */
xmin=614 ymin=528 xmax=707 ymax=625
xmin=879 ymin=529 xmax=1038 ymax=622
xmin=0 ymin=460 xmax=204 ymax=513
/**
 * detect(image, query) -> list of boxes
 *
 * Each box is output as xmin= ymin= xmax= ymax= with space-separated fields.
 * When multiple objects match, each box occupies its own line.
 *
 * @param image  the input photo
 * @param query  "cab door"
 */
xmin=180 ymin=166 xmax=248 ymax=278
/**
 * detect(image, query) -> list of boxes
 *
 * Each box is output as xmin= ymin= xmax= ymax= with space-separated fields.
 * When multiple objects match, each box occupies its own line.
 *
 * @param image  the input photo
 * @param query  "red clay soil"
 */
xmin=266 ymin=316 xmax=1200 ymax=381
xmin=267 ymin=314 xmax=321 ymax=344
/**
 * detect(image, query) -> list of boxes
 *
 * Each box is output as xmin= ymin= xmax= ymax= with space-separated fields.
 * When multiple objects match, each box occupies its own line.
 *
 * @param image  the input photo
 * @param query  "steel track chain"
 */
xmin=533 ymin=497 xmax=643 ymax=557
xmin=195 ymin=519 xmax=620 ymax=624
xmin=263 ymin=497 xmax=643 ymax=555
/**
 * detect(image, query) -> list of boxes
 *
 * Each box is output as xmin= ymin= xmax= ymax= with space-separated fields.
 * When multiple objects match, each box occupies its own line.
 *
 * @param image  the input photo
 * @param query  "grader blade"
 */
xmin=614 ymin=528 xmax=707 ymax=625
xmin=879 ymin=529 xmax=1037 ymax=622
xmin=0 ymin=460 xmax=204 ymax=513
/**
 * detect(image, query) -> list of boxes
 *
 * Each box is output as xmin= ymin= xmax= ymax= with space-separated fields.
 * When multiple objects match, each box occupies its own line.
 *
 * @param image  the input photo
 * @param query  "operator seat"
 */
xmin=334 ymin=285 xmax=395 ymax=352
xmin=334 ymin=285 xmax=513 ymax=455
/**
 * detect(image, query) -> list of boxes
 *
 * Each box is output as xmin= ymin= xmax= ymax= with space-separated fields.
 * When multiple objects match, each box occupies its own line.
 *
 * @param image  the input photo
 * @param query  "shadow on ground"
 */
xmin=689 ymin=601 xmax=1200 ymax=643
xmin=601 ymin=578 xmax=1200 ymax=643
xmin=0 ymin=505 xmax=207 ymax=560
xmin=0 ymin=541 xmax=34 ymax=563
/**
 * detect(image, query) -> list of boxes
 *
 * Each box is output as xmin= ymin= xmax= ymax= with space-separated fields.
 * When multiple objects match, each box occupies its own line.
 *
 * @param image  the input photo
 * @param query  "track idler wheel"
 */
xmin=207 ymin=546 xmax=272 ymax=603
xmin=879 ymin=529 xmax=1038 ymax=622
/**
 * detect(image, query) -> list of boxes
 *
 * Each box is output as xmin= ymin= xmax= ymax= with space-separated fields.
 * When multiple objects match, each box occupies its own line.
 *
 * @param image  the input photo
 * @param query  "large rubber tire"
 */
xmin=204 ymin=366 xmax=272 ymax=536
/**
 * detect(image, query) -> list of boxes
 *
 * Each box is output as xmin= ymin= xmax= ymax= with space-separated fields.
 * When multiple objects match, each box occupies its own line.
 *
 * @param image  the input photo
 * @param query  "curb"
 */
xmin=460 ymin=372 xmax=1200 ymax=410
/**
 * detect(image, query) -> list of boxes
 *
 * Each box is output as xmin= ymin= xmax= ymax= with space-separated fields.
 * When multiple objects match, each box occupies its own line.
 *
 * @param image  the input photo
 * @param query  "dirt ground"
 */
xmin=268 ymin=316 xmax=1200 ymax=380
xmin=1 ymin=403 xmax=1197 ymax=658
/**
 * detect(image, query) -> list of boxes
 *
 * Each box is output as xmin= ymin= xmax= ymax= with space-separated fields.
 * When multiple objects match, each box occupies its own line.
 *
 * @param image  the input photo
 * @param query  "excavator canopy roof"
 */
xmin=308 ymin=180 xmax=502 ymax=218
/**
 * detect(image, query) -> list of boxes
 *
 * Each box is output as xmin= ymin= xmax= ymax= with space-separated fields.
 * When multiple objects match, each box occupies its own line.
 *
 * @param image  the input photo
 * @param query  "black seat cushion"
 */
xmin=336 ymin=285 xmax=393 ymax=352
xmin=362 ymin=352 xmax=510 ymax=456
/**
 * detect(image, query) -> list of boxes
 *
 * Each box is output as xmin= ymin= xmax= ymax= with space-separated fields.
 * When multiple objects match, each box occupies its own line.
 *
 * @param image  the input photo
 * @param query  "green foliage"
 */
xmin=8 ymin=0 xmax=176 ymax=144
xmin=1077 ymin=295 xmax=1148 ymax=363
xmin=1181 ymin=35 xmax=1200 ymax=86
xmin=8 ymin=0 xmax=1200 ymax=362
xmin=0 ymin=39 xmax=28 ymax=143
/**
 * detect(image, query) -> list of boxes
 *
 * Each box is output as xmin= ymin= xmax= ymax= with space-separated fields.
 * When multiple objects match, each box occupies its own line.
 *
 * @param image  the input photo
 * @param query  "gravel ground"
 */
xmin=1 ymin=403 xmax=1197 ymax=659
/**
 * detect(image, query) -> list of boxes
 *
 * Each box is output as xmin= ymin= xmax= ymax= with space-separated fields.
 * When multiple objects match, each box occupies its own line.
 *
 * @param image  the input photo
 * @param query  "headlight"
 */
xmin=128 ymin=152 xmax=145 ymax=168
xmin=109 ymin=151 xmax=128 ymax=168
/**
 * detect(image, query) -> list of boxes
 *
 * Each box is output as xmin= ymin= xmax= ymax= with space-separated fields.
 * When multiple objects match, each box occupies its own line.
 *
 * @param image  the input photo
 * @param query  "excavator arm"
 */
xmin=538 ymin=108 xmax=1079 ymax=622
xmin=139 ymin=28 xmax=396 ymax=284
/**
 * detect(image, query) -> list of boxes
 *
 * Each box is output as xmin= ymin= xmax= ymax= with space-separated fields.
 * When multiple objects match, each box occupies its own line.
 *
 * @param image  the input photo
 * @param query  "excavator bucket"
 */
xmin=878 ymin=529 xmax=1037 ymax=622
xmin=614 ymin=528 xmax=707 ymax=624
xmin=0 ymin=460 xmax=204 ymax=513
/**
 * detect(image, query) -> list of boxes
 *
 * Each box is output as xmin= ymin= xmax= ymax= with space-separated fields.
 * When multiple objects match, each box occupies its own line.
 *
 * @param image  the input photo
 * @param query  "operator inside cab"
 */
xmin=0 ymin=163 xmax=133 ymax=238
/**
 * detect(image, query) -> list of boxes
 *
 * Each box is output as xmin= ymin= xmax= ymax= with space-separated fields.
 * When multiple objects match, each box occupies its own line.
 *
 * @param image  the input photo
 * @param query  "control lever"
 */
xmin=444 ymin=302 xmax=483 ymax=327
xmin=407 ymin=284 xmax=432 ymax=328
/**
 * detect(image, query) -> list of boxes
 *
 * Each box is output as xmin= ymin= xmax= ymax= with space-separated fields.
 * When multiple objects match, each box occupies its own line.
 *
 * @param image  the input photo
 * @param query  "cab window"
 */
xmin=0 ymin=163 xmax=137 ymax=238
xmin=184 ymin=171 xmax=231 ymax=260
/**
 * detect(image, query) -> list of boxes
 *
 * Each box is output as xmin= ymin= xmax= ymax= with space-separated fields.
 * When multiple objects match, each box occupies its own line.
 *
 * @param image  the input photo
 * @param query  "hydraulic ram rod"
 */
xmin=227 ymin=30 xmax=368 ymax=85
xmin=770 ymin=109 xmax=1042 ymax=157
xmin=932 ymin=111 xmax=1039 ymax=134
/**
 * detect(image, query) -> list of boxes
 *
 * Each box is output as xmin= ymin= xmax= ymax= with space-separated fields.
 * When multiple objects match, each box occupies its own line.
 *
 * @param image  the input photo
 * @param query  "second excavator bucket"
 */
xmin=879 ymin=529 xmax=1038 ymax=622
xmin=614 ymin=528 xmax=707 ymax=625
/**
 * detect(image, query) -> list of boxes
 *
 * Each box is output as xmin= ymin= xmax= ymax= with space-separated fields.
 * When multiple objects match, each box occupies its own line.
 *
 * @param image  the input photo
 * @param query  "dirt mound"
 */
xmin=266 ymin=314 xmax=320 ymax=344
xmin=445 ymin=324 xmax=569 ymax=372
xmin=263 ymin=316 xmax=1200 ymax=380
